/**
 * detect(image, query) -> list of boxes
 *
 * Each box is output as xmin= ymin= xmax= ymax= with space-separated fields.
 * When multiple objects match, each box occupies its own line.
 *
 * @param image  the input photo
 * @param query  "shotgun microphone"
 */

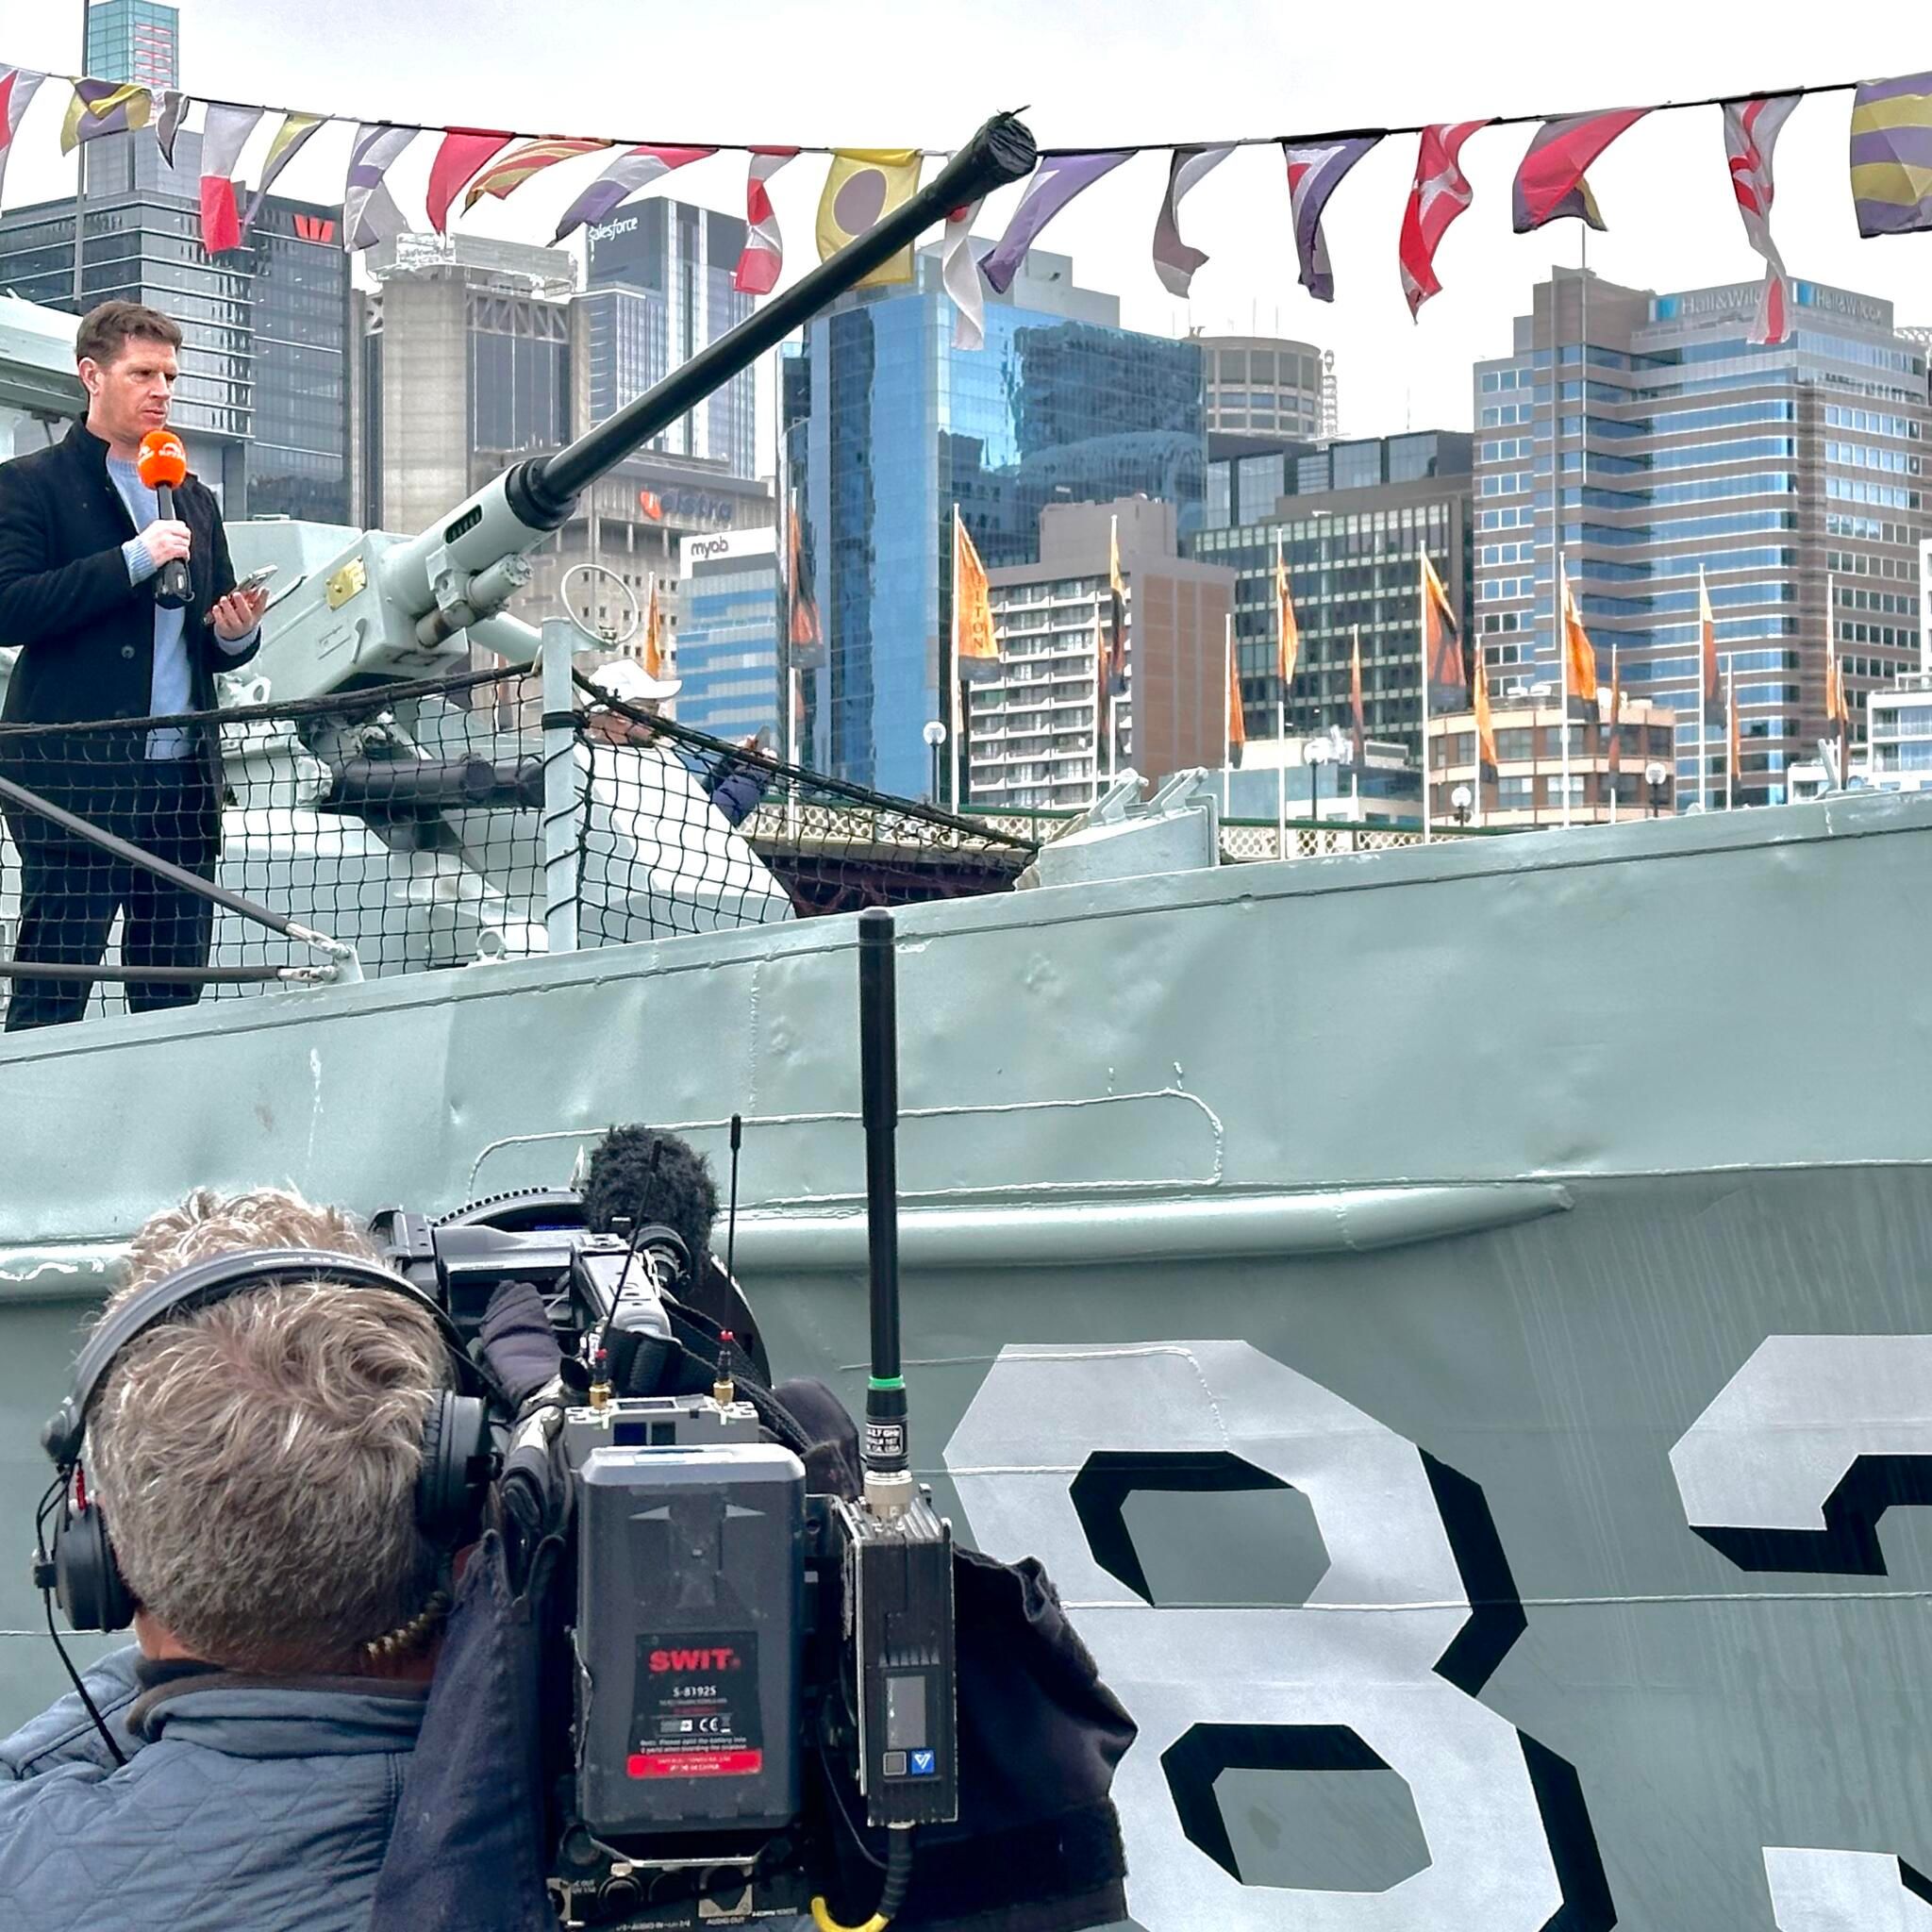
xmin=136 ymin=429 xmax=192 ymax=611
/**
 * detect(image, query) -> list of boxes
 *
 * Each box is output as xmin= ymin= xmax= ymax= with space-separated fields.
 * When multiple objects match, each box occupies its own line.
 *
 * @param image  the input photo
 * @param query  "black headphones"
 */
xmin=39 ymin=1247 xmax=498 ymax=1635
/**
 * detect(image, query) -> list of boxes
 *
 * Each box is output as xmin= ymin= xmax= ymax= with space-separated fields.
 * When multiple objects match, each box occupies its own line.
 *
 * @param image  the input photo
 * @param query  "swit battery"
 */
xmin=573 ymin=1439 xmax=805 ymax=1844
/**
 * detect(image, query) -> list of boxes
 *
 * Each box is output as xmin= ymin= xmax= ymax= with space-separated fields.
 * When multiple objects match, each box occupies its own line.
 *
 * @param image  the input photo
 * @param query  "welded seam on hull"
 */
xmin=464 ymin=1087 xmax=1227 ymax=1195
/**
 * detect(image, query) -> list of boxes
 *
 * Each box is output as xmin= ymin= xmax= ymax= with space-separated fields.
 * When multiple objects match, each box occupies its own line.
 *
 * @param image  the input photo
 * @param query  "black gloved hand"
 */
xmin=475 ymin=1279 xmax=564 ymax=1408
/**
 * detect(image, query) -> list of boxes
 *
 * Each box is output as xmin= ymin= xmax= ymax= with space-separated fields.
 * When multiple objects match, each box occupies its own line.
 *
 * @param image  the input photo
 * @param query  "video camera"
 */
xmin=371 ymin=909 xmax=956 ymax=1931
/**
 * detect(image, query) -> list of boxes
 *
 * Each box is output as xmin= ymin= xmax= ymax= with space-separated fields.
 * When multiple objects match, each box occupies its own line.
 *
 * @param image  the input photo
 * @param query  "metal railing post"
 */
xmin=541 ymin=617 xmax=581 ymax=956
xmin=0 ymin=770 xmax=361 ymax=987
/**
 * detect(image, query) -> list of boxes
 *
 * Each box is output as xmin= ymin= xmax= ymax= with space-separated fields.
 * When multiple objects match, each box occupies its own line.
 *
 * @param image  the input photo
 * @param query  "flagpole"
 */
xmin=1608 ymin=642 xmax=1619 ymax=825
xmin=786 ymin=666 xmax=800 ymax=840
xmin=1700 ymin=563 xmax=1708 ymax=814
xmin=1223 ymin=613 xmax=1233 ymax=820
xmin=1473 ymin=643 xmax=1483 ymax=829
xmin=1559 ymin=556 xmax=1574 ymax=830
xmin=1092 ymin=603 xmax=1104 ymax=806
xmin=1276 ymin=691 xmax=1287 ymax=856
xmin=948 ymin=505 xmax=961 ymax=810
xmin=1726 ymin=658 xmax=1736 ymax=810
xmin=1275 ymin=529 xmax=1289 ymax=856
xmin=1419 ymin=554 xmax=1432 ymax=842
xmin=1827 ymin=565 xmax=1836 ymax=785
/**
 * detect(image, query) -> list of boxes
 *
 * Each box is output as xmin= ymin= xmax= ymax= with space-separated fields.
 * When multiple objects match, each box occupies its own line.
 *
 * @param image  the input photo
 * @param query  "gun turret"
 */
xmin=230 ymin=113 xmax=1037 ymax=705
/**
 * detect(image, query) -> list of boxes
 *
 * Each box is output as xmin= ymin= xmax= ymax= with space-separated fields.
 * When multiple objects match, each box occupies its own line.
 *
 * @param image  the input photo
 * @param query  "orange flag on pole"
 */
xmin=1700 ymin=566 xmax=1724 ymax=721
xmin=1474 ymin=640 xmax=1497 ymax=774
xmin=1421 ymin=552 xmax=1465 ymax=708
xmin=954 ymin=512 xmax=998 ymax=680
xmin=1561 ymin=575 xmax=1599 ymax=704
xmin=1826 ymin=626 xmax=1850 ymax=782
xmin=642 ymin=579 xmax=667 ymax=679
xmin=1226 ymin=648 xmax=1246 ymax=769
xmin=1275 ymin=536 xmax=1300 ymax=688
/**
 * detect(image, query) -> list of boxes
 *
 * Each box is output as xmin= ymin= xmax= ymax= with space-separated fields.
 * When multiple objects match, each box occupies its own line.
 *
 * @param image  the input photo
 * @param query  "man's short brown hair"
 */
xmin=75 ymin=299 xmax=182 ymax=370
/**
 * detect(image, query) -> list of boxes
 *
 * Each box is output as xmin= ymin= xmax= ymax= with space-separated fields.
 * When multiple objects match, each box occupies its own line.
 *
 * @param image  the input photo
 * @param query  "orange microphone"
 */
xmin=136 ymin=429 xmax=192 ymax=610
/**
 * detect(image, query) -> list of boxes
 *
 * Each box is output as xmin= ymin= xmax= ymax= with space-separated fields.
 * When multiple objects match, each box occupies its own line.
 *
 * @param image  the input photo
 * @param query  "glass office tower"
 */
xmin=1474 ymin=273 xmax=1929 ymax=806
xmin=799 ymin=255 xmax=1204 ymax=795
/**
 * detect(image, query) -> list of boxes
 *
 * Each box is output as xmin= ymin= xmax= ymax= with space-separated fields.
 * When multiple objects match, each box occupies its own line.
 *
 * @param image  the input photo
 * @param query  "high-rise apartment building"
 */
xmin=966 ymin=497 xmax=1234 ymax=809
xmin=797 ymin=249 xmax=1206 ymax=796
xmin=1474 ymin=271 xmax=1930 ymax=807
xmin=1189 ymin=432 xmax=1474 ymax=760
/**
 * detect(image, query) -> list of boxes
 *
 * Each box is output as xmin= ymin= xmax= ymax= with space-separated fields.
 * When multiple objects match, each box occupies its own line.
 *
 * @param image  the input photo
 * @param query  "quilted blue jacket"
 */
xmin=0 ymin=1646 xmax=426 ymax=1930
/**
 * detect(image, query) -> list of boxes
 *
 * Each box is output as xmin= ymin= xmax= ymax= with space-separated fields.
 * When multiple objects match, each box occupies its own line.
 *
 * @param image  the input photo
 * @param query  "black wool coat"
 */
xmin=0 ymin=417 xmax=257 ymax=841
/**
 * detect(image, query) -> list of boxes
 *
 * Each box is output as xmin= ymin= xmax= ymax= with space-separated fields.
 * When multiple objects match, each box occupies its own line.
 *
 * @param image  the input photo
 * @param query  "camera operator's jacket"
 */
xmin=0 ymin=1644 xmax=425 ymax=1931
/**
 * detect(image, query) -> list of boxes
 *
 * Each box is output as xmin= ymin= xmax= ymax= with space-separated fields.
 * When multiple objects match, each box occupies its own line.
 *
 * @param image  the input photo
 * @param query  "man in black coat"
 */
xmin=0 ymin=300 xmax=269 ymax=1031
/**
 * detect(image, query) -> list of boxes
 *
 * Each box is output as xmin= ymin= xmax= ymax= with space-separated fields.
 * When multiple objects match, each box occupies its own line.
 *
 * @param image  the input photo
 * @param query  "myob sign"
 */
xmin=681 ymin=527 xmax=778 ymax=574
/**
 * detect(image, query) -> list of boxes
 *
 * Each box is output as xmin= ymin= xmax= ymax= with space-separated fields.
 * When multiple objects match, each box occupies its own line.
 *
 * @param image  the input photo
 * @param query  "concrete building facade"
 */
xmin=1196 ymin=334 xmax=1336 ymax=444
xmin=1428 ymin=693 xmax=1680 ymax=826
xmin=361 ymin=232 xmax=771 ymax=650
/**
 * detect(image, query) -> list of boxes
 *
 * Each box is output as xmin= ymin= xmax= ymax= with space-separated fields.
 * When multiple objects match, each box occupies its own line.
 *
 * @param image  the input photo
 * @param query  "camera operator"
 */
xmin=0 ymin=1187 xmax=456 ymax=1931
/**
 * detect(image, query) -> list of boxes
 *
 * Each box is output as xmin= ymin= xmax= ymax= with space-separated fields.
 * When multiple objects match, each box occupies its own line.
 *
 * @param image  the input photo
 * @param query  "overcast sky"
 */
xmin=8 ymin=0 xmax=1932 ymax=450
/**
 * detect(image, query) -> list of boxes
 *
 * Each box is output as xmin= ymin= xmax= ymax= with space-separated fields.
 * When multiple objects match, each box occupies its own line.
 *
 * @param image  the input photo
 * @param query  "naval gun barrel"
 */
xmin=383 ymin=113 xmax=1037 ymax=638
xmin=515 ymin=113 xmax=1036 ymax=525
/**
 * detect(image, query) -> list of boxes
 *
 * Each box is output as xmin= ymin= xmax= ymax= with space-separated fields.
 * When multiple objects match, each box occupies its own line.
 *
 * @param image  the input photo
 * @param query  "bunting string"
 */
xmin=0 ymin=53 xmax=1924 ymax=345
xmin=0 ymin=56 xmax=1888 ymax=164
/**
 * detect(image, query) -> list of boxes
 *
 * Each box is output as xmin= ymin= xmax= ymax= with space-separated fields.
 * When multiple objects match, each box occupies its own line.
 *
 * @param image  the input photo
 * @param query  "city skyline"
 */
xmin=6 ymin=0 xmax=1931 ymax=453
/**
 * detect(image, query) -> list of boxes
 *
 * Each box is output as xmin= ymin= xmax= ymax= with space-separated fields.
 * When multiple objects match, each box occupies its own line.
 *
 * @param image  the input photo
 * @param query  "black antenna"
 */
xmin=857 ymin=909 xmax=910 ymax=1517
xmin=724 ymin=1112 xmax=743 ymax=1287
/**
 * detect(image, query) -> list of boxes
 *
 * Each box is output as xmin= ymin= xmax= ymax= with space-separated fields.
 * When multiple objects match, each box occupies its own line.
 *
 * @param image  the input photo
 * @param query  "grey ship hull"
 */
xmin=4 ymin=794 xmax=1930 ymax=1931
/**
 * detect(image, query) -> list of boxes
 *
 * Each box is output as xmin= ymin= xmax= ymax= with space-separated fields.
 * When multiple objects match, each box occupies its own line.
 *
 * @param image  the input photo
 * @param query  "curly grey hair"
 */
xmin=87 ymin=1189 xmax=448 ymax=1672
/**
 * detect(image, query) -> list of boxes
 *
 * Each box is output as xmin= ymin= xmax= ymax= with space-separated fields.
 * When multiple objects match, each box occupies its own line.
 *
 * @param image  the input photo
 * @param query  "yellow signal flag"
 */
xmin=816 ymin=150 xmax=923 ymax=286
xmin=463 ymin=138 xmax=611 ymax=213
xmin=61 ymin=82 xmax=151 ymax=154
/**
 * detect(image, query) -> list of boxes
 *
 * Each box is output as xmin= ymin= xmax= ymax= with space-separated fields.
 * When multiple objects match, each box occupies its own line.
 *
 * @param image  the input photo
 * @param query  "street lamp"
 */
xmin=1644 ymin=759 xmax=1668 ymax=819
xmin=1451 ymin=783 xmax=1473 ymax=828
xmin=924 ymin=718 xmax=947 ymax=805
xmin=1304 ymin=734 xmax=1332 ymax=832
